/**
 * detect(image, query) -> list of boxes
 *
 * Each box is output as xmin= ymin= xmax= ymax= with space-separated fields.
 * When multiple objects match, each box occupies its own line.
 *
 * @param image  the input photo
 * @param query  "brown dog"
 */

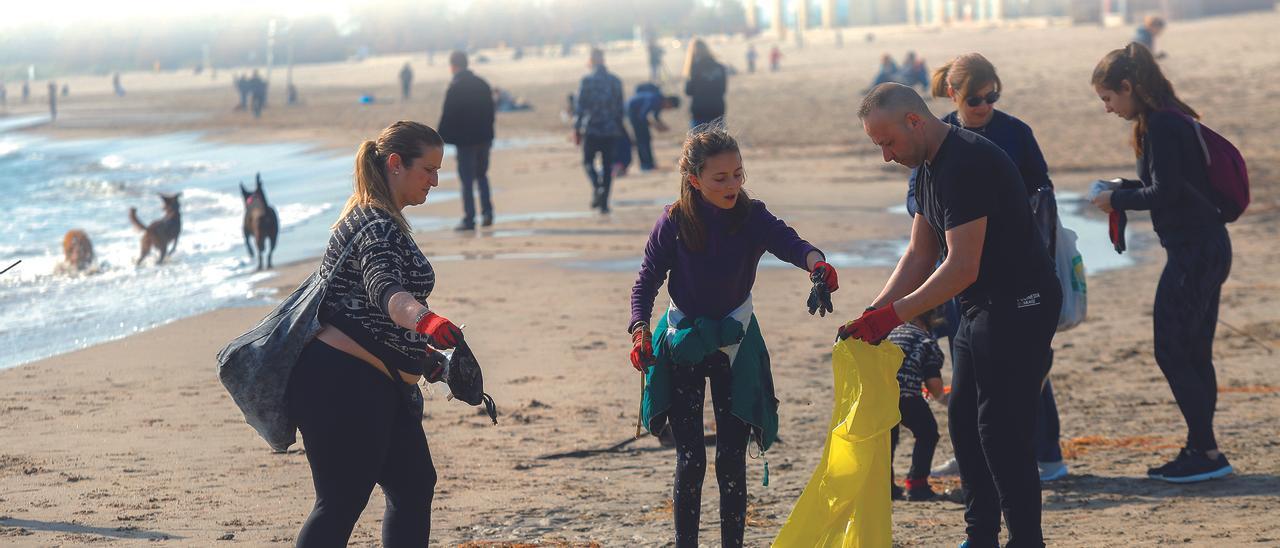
xmin=241 ymin=173 xmax=279 ymax=270
xmin=129 ymin=193 xmax=182 ymax=265
xmin=61 ymin=229 xmax=95 ymax=272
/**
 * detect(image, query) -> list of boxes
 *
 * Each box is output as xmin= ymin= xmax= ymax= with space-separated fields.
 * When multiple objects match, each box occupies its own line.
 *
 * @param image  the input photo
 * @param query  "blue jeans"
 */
xmin=630 ymin=114 xmax=654 ymax=170
xmin=456 ymin=144 xmax=493 ymax=222
xmin=1034 ymin=372 xmax=1063 ymax=463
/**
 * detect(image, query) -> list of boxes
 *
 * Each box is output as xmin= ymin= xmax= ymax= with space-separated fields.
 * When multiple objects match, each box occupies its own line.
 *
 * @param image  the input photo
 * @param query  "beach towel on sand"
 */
xmin=773 ymin=338 xmax=902 ymax=548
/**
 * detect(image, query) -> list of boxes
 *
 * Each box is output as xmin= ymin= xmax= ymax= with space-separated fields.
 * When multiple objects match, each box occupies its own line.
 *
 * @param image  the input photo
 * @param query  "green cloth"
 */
xmin=642 ymin=311 xmax=779 ymax=453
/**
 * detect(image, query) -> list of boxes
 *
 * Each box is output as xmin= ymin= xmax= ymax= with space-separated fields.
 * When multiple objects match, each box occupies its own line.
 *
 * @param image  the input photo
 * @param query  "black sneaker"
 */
xmin=481 ymin=213 xmax=494 ymax=227
xmin=891 ymin=484 xmax=905 ymax=501
xmin=907 ymin=485 xmax=937 ymax=501
xmin=1148 ymin=448 xmax=1233 ymax=483
xmin=454 ymin=219 xmax=475 ymax=232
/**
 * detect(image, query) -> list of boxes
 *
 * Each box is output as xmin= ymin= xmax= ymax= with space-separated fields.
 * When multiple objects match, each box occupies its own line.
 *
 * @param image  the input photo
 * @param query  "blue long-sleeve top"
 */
xmin=907 ymin=109 xmax=1052 ymax=216
xmin=630 ymin=196 xmax=820 ymax=331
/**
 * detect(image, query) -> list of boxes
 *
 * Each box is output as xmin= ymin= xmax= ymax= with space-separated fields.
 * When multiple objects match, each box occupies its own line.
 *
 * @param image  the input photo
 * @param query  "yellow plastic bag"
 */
xmin=773 ymin=338 xmax=903 ymax=548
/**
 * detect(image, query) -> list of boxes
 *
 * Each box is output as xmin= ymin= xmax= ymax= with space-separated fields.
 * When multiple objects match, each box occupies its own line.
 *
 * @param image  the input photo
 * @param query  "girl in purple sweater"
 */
xmin=629 ymin=125 xmax=838 ymax=547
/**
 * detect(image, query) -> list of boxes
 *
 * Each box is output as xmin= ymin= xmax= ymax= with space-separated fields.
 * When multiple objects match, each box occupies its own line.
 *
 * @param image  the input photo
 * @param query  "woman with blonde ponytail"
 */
xmin=289 ymin=120 xmax=464 ymax=545
xmin=1090 ymin=43 xmax=1234 ymax=484
xmin=628 ymin=124 xmax=837 ymax=547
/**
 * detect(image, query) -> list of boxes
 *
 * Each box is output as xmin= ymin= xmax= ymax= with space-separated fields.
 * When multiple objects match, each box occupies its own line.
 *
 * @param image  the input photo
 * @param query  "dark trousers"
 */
xmin=1154 ymin=227 xmax=1231 ymax=453
xmin=891 ymin=395 xmax=940 ymax=480
xmin=456 ymin=143 xmax=493 ymax=223
xmin=582 ymin=135 xmax=617 ymax=211
xmin=949 ymin=286 xmax=1061 ymax=548
xmin=287 ymin=341 xmax=436 ymax=548
xmin=667 ymin=352 xmax=749 ymax=548
xmin=1034 ymin=372 xmax=1063 ymax=463
xmin=630 ymin=114 xmax=655 ymax=170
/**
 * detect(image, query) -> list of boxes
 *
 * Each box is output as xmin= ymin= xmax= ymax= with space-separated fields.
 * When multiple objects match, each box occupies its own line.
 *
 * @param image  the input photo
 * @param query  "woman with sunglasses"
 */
xmin=905 ymin=52 xmax=1070 ymax=488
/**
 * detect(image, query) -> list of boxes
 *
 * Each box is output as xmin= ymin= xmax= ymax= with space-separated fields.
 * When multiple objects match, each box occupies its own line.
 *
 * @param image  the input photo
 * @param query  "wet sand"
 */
xmin=2 ymin=11 xmax=1279 ymax=546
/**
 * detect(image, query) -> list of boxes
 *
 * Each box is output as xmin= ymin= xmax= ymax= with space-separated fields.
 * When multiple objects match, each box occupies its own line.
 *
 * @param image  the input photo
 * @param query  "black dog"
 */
xmin=129 ymin=193 xmax=182 ymax=265
xmin=241 ymin=173 xmax=279 ymax=270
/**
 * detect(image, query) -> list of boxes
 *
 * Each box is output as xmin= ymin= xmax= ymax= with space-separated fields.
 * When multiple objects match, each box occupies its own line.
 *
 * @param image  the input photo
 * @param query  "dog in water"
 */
xmin=128 ymin=193 xmax=182 ymax=265
xmin=57 ymin=229 xmax=95 ymax=273
xmin=241 ymin=173 xmax=279 ymax=270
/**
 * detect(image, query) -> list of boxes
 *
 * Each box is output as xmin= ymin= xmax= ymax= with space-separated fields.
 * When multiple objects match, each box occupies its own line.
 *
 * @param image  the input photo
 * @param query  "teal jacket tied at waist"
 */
xmin=642 ymin=312 xmax=778 ymax=453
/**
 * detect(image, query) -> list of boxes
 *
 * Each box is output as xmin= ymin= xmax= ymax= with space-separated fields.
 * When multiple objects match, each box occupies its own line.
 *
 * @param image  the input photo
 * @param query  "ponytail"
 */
xmin=1092 ymin=43 xmax=1197 ymax=156
xmin=335 ymin=121 xmax=444 ymax=233
xmin=930 ymin=61 xmax=953 ymax=98
xmin=931 ymin=53 xmax=1000 ymax=102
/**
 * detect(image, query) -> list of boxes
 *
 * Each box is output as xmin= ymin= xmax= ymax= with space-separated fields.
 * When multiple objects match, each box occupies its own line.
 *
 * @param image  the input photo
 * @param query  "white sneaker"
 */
xmin=931 ymin=457 xmax=960 ymax=477
xmin=1038 ymin=460 xmax=1069 ymax=482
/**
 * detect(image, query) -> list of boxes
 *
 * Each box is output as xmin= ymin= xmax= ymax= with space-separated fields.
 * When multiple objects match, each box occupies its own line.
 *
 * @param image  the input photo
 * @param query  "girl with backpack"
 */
xmin=629 ymin=125 xmax=838 ymax=547
xmin=1090 ymin=42 xmax=1235 ymax=483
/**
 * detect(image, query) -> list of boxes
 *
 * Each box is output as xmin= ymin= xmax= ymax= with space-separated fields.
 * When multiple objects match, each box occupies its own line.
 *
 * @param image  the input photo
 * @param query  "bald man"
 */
xmin=839 ymin=83 xmax=1060 ymax=548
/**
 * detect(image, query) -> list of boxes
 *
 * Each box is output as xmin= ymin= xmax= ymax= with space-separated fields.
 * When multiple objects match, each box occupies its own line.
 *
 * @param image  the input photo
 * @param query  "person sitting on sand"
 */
xmin=629 ymin=123 xmax=839 ymax=548
xmin=845 ymin=83 xmax=1061 ymax=548
xmin=888 ymin=308 xmax=947 ymax=502
xmin=871 ymin=53 xmax=900 ymax=88
xmin=286 ymin=121 xmax=465 ymax=546
xmin=1090 ymin=42 xmax=1234 ymax=484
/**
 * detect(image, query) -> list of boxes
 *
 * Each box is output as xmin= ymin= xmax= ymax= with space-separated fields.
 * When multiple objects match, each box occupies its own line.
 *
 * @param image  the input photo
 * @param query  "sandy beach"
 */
xmin=2 ymin=10 xmax=1279 ymax=547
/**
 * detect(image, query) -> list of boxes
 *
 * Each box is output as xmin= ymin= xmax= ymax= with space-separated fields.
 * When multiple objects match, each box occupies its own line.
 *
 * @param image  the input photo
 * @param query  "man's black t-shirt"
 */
xmin=914 ymin=126 xmax=1056 ymax=313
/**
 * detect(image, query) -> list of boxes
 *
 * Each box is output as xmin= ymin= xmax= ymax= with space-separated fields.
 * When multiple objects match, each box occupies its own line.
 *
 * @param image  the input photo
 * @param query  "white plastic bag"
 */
xmin=1055 ymin=220 xmax=1087 ymax=331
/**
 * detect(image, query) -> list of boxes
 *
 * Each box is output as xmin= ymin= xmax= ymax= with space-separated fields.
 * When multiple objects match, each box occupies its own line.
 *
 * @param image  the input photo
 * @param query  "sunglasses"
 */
xmin=965 ymin=91 xmax=1001 ymax=107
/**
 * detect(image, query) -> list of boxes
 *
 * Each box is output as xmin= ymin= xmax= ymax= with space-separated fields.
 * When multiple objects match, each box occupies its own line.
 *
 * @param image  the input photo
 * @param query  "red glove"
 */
xmin=837 ymin=304 xmax=903 ymax=344
xmin=812 ymin=261 xmax=839 ymax=292
xmin=630 ymin=323 xmax=655 ymax=372
xmin=415 ymin=311 xmax=462 ymax=349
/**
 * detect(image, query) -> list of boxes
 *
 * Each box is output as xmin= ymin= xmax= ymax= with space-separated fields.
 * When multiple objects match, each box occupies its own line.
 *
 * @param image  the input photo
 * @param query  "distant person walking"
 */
xmin=769 ymin=45 xmax=782 ymax=72
xmin=47 ymin=81 xmax=56 ymax=121
xmin=1090 ymin=43 xmax=1234 ymax=484
xmin=573 ymin=47 xmax=625 ymax=214
xmin=234 ymin=74 xmax=250 ymax=110
xmin=438 ymin=50 xmax=497 ymax=231
xmin=648 ymin=40 xmax=666 ymax=82
xmin=399 ymin=62 xmax=414 ymax=100
xmin=21 ymin=80 xmax=30 ymax=102
xmin=112 ymin=72 xmax=124 ymax=97
xmin=683 ymin=39 xmax=727 ymax=128
xmin=746 ymin=44 xmax=758 ymax=74
xmin=249 ymin=70 xmax=267 ymax=118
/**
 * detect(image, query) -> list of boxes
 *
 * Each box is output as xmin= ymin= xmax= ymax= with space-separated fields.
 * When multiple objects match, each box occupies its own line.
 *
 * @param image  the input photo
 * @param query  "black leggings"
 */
xmin=667 ymin=351 xmax=749 ymax=548
xmin=949 ymin=286 xmax=1061 ymax=548
xmin=891 ymin=395 xmax=940 ymax=480
xmin=287 ymin=340 xmax=436 ymax=548
xmin=1154 ymin=227 xmax=1231 ymax=453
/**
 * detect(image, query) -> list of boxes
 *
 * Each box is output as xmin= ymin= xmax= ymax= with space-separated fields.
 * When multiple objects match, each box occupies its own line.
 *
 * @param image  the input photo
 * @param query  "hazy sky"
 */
xmin=1 ymin=0 xmax=354 ymax=29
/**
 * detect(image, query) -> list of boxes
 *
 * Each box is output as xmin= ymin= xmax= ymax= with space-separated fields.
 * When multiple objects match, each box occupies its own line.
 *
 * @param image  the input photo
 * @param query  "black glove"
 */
xmin=807 ymin=261 xmax=838 ymax=317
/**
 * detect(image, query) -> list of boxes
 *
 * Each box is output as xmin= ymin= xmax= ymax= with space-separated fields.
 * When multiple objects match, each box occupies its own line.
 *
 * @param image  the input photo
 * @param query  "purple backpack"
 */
xmin=1170 ymin=111 xmax=1250 ymax=222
